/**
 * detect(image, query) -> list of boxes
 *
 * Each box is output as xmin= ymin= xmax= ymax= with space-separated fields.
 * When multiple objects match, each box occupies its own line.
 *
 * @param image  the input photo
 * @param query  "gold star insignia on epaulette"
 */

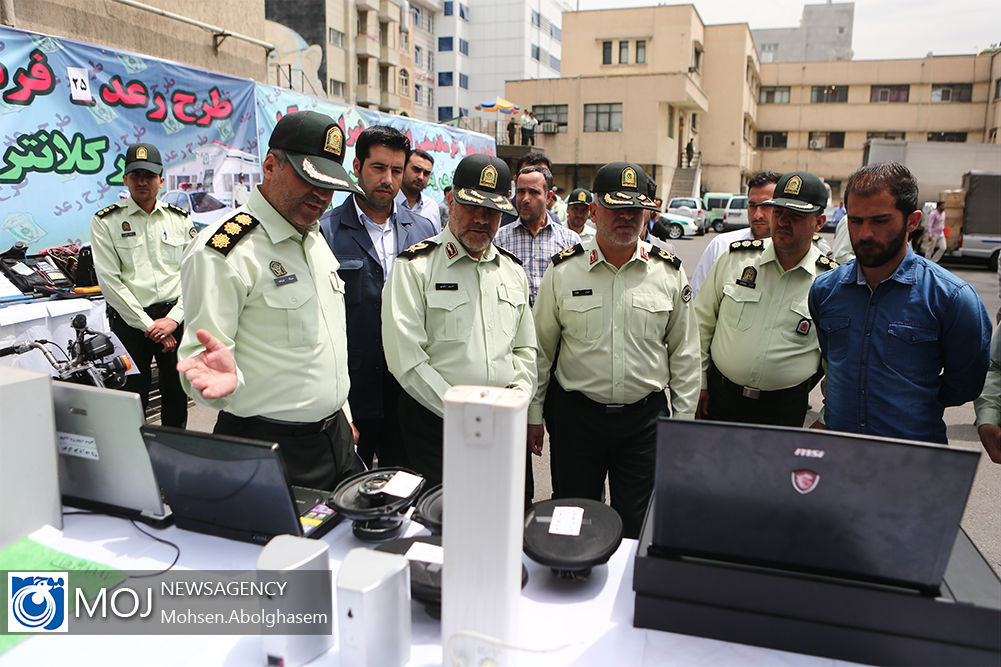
xmin=210 ymin=234 xmax=230 ymax=249
xmin=730 ymin=239 xmax=764 ymax=252
xmin=235 ymin=213 xmax=253 ymax=226
xmin=816 ymin=255 xmax=839 ymax=270
xmin=95 ymin=204 xmax=119 ymax=218
xmin=207 ymin=212 xmax=259 ymax=256
xmin=167 ymin=203 xmax=190 ymax=217
xmin=224 ymin=222 xmax=242 ymax=235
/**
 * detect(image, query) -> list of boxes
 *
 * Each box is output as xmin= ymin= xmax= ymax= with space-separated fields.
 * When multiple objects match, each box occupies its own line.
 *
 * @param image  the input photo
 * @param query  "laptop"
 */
xmin=139 ymin=425 xmax=343 ymax=544
xmin=652 ymin=419 xmax=980 ymax=593
xmin=52 ymin=381 xmax=170 ymax=523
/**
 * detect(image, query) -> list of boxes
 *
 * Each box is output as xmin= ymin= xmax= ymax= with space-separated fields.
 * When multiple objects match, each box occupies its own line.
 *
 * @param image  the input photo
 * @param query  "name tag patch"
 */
xmin=435 ymin=283 xmax=458 ymax=291
xmin=121 ymin=231 xmax=136 ymax=238
xmin=571 ymin=289 xmax=593 ymax=297
xmin=274 ymin=274 xmax=298 ymax=287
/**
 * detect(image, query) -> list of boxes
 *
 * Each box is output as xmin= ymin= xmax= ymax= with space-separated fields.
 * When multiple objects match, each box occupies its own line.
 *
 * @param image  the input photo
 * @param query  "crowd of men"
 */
xmin=92 ymin=111 xmax=997 ymax=541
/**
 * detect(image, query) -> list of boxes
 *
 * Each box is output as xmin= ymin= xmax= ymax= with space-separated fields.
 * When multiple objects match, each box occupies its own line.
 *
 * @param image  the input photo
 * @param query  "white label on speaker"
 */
xmin=57 ymin=432 xmax=99 ymax=460
xmin=404 ymin=542 xmax=444 ymax=565
xmin=548 ymin=506 xmax=584 ymax=536
xmin=381 ymin=471 xmax=423 ymax=498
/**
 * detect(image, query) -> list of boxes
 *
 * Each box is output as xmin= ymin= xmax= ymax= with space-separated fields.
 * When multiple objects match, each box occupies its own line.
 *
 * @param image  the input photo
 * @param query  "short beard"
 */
xmin=855 ymin=221 xmax=908 ymax=267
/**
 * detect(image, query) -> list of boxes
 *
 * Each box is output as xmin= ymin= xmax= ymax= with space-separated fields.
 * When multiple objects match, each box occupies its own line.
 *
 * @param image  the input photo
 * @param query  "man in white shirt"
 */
xmin=394 ymin=148 xmax=442 ymax=230
xmin=689 ymin=171 xmax=780 ymax=295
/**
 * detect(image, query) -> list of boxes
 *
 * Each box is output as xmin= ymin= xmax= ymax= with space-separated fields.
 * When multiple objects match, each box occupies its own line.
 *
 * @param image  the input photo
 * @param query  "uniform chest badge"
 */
xmin=736 ymin=266 xmax=757 ymax=288
xmin=589 ymin=249 xmax=598 ymax=265
xmin=189 ymin=226 xmax=198 ymax=238
xmin=446 ymin=242 xmax=458 ymax=259
xmin=270 ymin=261 xmax=287 ymax=277
xmin=681 ymin=284 xmax=693 ymax=303
xmin=796 ymin=317 xmax=811 ymax=335
xmin=122 ymin=221 xmax=131 ymax=232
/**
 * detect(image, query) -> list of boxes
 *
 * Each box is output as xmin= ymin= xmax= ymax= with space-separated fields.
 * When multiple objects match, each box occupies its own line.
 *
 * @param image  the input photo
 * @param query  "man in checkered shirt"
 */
xmin=494 ymin=165 xmax=580 ymax=306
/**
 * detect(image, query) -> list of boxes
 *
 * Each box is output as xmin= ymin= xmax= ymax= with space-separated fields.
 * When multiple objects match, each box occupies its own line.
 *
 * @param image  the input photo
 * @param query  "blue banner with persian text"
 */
xmin=253 ymin=83 xmax=496 ymax=209
xmin=0 ymin=25 xmax=258 ymax=253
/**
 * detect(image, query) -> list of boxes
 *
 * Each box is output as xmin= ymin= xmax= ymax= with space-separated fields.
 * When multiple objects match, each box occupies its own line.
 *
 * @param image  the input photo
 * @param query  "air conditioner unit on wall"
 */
xmin=808 ymin=139 xmax=824 ymax=150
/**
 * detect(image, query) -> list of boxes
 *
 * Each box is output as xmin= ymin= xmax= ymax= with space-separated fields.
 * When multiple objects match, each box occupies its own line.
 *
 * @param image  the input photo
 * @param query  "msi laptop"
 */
xmin=52 ymin=381 xmax=170 ymax=523
xmin=652 ymin=419 xmax=980 ymax=593
xmin=140 ymin=425 xmax=343 ymax=544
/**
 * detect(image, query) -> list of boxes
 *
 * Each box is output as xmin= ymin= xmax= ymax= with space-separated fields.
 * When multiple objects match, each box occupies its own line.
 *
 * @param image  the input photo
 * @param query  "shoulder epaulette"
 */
xmin=398 ymin=240 xmax=438 ymax=259
xmin=650 ymin=246 xmax=682 ymax=269
xmin=812 ymin=234 xmax=821 ymax=243
xmin=729 ymin=239 xmax=765 ymax=252
xmin=816 ymin=255 xmax=839 ymax=271
xmin=551 ymin=243 xmax=584 ymax=266
xmin=94 ymin=203 xmax=122 ymax=218
xmin=207 ymin=212 xmax=259 ymax=256
xmin=495 ymin=244 xmax=523 ymax=265
xmin=167 ymin=203 xmax=190 ymax=217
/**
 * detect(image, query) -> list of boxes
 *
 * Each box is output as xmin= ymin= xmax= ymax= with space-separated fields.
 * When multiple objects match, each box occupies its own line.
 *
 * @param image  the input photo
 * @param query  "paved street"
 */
xmin=181 ymin=226 xmax=1000 ymax=574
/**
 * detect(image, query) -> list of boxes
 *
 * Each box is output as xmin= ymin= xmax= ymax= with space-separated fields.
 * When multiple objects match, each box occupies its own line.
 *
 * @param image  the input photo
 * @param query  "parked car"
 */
xmin=163 ymin=190 xmax=232 ymax=230
xmin=651 ymin=212 xmax=700 ymax=241
xmin=721 ymin=195 xmax=748 ymax=231
xmin=703 ymin=192 xmax=735 ymax=233
xmin=666 ymin=197 xmax=706 ymax=234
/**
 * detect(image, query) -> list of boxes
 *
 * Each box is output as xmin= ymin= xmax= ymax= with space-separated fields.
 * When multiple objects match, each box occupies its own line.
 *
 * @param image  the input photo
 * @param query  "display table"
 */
xmin=1 ymin=512 xmax=855 ymax=666
xmin=0 ymin=298 xmax=108 ymax=375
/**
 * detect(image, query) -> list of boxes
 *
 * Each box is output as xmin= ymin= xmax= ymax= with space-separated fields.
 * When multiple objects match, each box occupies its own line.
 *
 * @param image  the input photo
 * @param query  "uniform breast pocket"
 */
xmin=631 ymin=292 xmax=673 ymax=341
xmin=160 ymin=235 xmax=188 ymax=265
xmin=886 ymin=322 xmax=939 ymax=376
xmin=721 ymin=283 xmax=761 ymax=331
xmin=781 ymin=300 xmax=816 ymax=344
xmin=426 ymin=290 xmax=472 ymax=341
xmin=113 ymin=233 xmax=144 ymax=269
xmin=497 ymin=284 xmax=526 ymax=336
xmin=262 ymin=283 xmax=319 ymax=348
xmin=561 ymin=294 xmax=603 ymax=341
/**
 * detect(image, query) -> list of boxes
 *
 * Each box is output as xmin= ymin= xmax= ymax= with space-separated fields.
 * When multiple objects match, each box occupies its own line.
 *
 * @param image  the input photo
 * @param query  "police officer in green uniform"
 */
xmin=90 ymin=142 xmax=194 ymax=427
xmin=382 ymin=154 xmax=537 ymax=486
xmin=566 ymin=187 xmax=595 ymax=238
xmin=694 ymin=171 xmax=837 ymax=427
xmin=529 ymin=162 xmax=701 ymax=539
xmin=176 ymin=111 xmax=365 ymax=491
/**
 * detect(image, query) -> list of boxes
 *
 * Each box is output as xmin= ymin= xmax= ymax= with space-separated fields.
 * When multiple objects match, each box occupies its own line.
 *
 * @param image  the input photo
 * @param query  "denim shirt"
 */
xmin=808 ymin=249 xmax=991 ymax=444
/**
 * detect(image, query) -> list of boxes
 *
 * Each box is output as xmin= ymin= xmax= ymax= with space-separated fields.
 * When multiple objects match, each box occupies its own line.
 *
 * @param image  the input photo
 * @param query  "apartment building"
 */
xmin=507 ymin=4 xmax=758 ymax=198
xmin=752 ymin=1 xmax=854 ymax=64
xmin=409 ymin=0 xmax=441 ymax=122
xmin=437 ymin=0 xmax=567 ymax=123
xmin=756 ymin=53 xmax=997 ymax=201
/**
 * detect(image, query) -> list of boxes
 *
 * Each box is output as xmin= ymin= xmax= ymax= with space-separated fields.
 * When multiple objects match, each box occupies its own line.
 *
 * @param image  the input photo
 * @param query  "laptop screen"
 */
xmin=652 ymin=418 xmax=980 ymax=591
xmin=141 ymin=425 xmax=302 ymax=543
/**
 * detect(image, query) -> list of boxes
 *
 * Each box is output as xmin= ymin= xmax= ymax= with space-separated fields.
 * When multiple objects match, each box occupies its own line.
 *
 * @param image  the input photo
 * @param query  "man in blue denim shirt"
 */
xmin=809 ymin=162 xmax=991 ymax=444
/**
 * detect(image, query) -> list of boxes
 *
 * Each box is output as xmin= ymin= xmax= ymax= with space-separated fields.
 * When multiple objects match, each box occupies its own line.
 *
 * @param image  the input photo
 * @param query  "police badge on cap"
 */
xmin=591 ymin=162 xmax=659 ymax=211
xmin=268 ymin=111 xmax=361 ymax=194
xmin=451 ymin=154 xmax=515 ymax=213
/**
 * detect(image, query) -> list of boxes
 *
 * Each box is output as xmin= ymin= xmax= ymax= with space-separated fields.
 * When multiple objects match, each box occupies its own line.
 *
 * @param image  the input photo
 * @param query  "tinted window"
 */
xmin=190 ymin=192 xmax=225 ymax=213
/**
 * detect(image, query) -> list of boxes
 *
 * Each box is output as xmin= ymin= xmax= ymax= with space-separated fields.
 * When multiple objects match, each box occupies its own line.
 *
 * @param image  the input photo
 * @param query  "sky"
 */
xmin=573 ymin=1 xmax=999 ymax=61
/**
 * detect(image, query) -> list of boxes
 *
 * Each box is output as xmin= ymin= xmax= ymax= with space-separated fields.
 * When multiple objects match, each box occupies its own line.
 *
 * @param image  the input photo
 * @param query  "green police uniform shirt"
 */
xmin=381 ymin=226 xmax=538 ymax=418
xmin=694 ymin=238 xmax=836 ymax=391
xmin=530 ymin=237 xmax=702 ymax=423
xmin=177 ymin=187 xmax=352 ymax=423
xmin=90 ymin=196 xmax=194 ymax=331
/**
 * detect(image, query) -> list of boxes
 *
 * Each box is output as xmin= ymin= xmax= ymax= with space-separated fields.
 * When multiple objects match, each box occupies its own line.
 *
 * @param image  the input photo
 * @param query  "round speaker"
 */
xmin=411 ymin=484 xmax=443 ymax=534
xmin=523 ymin=498 xmax=623 ymax=579
xmin=376 ymin=535 xmax=529 ymax=619
xmin=329 ymin=468 xmax=426 ymax=542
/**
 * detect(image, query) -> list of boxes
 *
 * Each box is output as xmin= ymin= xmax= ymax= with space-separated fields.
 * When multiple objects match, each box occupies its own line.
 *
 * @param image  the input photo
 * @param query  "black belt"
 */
xmin=564 ymin=387 xmax=662 ymax=415
xmin=219 ymin=411 xmax=340 ymax=436
xmin=710 ymin=365 xmax=811 ymax=401
xmin=144 ymin=299 xmax=178 ymax=320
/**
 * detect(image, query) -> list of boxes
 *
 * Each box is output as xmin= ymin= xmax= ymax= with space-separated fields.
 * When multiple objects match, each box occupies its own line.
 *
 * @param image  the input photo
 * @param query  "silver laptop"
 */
xmin=52 ymin=381 xmax=169 ymax=523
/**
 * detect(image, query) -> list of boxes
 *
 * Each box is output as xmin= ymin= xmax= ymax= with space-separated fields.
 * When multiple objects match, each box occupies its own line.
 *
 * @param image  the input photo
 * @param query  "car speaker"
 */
xmin=328 ymin=468 xmax=425 ymax=541
xmin=523 ymin=498 xmax=623 ymax=579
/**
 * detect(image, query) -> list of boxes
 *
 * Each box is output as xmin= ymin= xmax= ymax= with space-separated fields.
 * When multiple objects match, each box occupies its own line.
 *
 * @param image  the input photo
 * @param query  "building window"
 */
xmin=459 ymin=107 xmax=469 ymax=117
xmin=808 ymin=131 xmax=845 ymax=149
xmin=989 ymin=128 xmax=997 ymax=142
xmin=931 ymin=83 xmax=973 ymax=103
xmin=584 ymin=103 xmax=622 ymax=132
xmin=531 ymin=10 xmax=541 ymax=27
xmin=995 ymin=79 xmax=1001 ymax=100
xmin=329 ymin=28 xmax=344 ymax=47
xmin=549 ymin=55 xmax=561 ymax=72
xmin=459 ymin=3 xmax=469 ymax=20
xmin=459 ymin=73 xmax=468 ymax=89
xmin=636 ymin=40 xmax=646 ymax=64
xmin=329 ymin=79 xmax=345 ymax=97
xmin=756 ymin=131 xmax=787 ymax=148
xmin=928 ymin=132 xmax=967 ymax=142
xmin=411 ymin=7 xmax=420 ymax=29
xmin=867 ymin=131 xmax=906 ymax=141
xmin=399 ymin=69 xmax=409 ymax=96
xmin=438 ymin=71 xmax=453 ymax=87
xmin=415 ymin=83 xmax=422 ymax=105
xmin=550 ymin=24 xmax=561 ymax=42
xmin=459 ymin=38 xmax=469 ymax=55
xmin=428 ymin=52 xmax=433 ymax=70
xmin=667 ymin=105 xmax=674 ymax=138
xmin=428 ymin=87 xmax=433 ymax=107
xmin=602 ymin=41 xmax=612 ymax=65
xmin=692 ymin=44 xmax=702 ymax=72
xmin=533 ymin=104 xmax=568 ymax=131
xmin=415 ymin=45 xmax=422 ymax=63
xmin=438 ymin=37 xmax=453 ymax=51
xmin=619 ymin=40 xmax=628 ymax=64
xmin=759 ymin=86 xmax=790 ymax=104
xmin=444 ymin=1 xmax=453 ymax=16
xmin=531 ymin=44 xmax=540 ymax=61
xmin=357 ymin=61 xmax=368 ymax=85
xmin=870 ymin=85 xmax=909 ymax=103
xmin=438 ymin=106 xmax=453 ymax=122
xmin=811 ymin=85 xmax=848 ymax=103
xmin=691 ymin=112 xmax=698 ymax=132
